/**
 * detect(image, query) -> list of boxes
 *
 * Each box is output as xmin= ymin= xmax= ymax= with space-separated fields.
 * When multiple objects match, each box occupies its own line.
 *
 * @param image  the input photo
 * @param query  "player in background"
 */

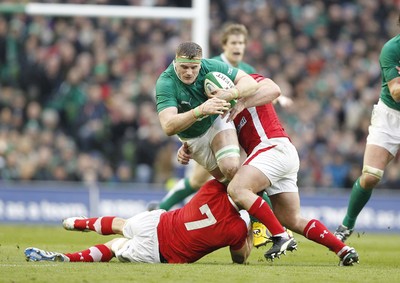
xmin=25 ymin=180 xmax=253 ymax=264
xmin=178 ymin=73 xmax=359 ymax=265
xmin=334 ymin=16 xmax=400 ymax=242
xmin=155 ymin=41 xmax=293 ymax=254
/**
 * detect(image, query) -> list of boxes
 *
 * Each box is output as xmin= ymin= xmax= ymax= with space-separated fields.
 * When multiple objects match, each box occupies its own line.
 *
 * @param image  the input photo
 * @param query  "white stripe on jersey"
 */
xmin=248 ymin=106 xmax=269 ymax=144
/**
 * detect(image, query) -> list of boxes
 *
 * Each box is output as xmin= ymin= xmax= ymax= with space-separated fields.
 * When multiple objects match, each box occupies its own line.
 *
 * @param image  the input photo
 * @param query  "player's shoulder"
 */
xmin=239 ymin=62 xmax=256 ymax=74
xmin=381 ymin=34 xmax=400 ymax=55
xmin=210 ymin=54 xmax=223 ymax=62
xmin=202 ymin=58 xmax=227 ymax=68
xmin=156 ymin=65 xmax=177 ymax=88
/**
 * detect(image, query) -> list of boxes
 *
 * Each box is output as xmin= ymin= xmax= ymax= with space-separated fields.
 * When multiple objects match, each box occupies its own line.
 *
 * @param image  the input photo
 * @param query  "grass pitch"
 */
xmin=0 ymin=225 xmax=399 ymax=283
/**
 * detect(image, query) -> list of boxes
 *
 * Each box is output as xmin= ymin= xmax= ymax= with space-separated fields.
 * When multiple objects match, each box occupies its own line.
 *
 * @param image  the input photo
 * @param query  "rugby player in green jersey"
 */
xmin=335 ymin=16 xmax=400 ymax=242
xmin=154 ymin=25 xmax=293 ymax=249
xmin=155 ymin=41 xmax=258 ymax=183
xmin=155 ymin=41 xmax=292 ymax=252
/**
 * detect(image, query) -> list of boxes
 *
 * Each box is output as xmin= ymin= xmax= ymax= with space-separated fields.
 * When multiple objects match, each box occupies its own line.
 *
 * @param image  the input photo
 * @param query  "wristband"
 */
xmin=191 ymin=109 xmax=197 ymax=119
xmin=231 ymin=88 xmax=239 ymax=100
xmin=193 ymin=106 xmax=203 ymax=119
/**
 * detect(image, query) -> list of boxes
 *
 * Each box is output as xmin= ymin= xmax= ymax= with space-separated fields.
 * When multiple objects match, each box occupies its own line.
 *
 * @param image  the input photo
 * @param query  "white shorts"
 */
xmin=367 ymin=100 xmax=400 ymax=156
xmin=113 ymin=209 xmax=165 ymax=263
xmin=180 ymin=115 xmax=236 ymax=171
xmin=244 ymin=138 xmax=300 ymax=196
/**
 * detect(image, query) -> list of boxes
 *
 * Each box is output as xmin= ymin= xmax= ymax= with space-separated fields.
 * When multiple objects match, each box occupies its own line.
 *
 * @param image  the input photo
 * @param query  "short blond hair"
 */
xmin=176 ymin=42 xmax=203 ymax=59
xmin=220 ymin=23 xmax=249 ymax=45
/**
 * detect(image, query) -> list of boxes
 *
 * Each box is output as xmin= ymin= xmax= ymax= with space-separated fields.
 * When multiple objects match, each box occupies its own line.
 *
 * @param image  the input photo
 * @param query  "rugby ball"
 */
xmin=204 ymin=71 xmax=235 ymax=97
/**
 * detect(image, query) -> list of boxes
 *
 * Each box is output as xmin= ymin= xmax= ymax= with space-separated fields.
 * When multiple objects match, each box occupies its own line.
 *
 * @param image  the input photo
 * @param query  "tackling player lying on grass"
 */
xmin=25 ymin=179 xmax=253 ymax=264
xmin=177 ymin=73 xmax=359 ymax=266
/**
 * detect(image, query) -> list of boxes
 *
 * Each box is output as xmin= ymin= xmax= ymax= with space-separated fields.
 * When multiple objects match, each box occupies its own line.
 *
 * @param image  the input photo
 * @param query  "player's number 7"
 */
xmin=184 ymin=204 xmax=217 ymax=231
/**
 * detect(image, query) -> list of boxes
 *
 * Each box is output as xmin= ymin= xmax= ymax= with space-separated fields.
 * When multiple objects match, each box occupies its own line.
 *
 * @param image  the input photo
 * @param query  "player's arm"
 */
xmin=274 ymin=95 xmax=294 ymax=108
xmin=240 ymin=77 xmax=281 ymax=107
xmin=209 ymin=70 xmax=258 ymax=101
xmin=227 ymin=77 xmax=281 ymax=122
xmin=230 ymin=223 xmax=253 ymax=264
xmin=158 ymin=98 xmax=231 ymax=136
xmin=390 ymin=66 xmax=400 ymax=102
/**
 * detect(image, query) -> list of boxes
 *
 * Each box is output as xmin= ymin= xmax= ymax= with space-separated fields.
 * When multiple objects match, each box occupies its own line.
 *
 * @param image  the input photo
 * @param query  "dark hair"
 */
xmin=176 ymin=42 xmax=202 ymax=59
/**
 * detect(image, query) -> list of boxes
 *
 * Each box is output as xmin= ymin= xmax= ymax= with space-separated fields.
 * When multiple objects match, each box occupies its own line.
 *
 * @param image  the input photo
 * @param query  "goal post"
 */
xmin=0 ymin=0 xmax=210 ymax=57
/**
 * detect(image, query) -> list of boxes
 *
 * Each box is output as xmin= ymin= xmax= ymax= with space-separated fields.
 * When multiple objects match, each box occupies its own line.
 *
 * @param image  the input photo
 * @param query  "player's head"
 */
xmin=220 ymin=23 xmax=249 ymax=67
xmin=174 ymin=42 xmax=202 ymax=85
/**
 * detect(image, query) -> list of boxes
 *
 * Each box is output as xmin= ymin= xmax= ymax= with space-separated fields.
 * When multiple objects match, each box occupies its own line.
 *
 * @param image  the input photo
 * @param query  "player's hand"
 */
xmin=207 ymin=88 xmax=235 ymax=102
xmin=276 ymin=96 xmax=293 ymax=108
xmin=201 ymin=97 xmax=231 ymax=116
xmin=396 ymin=66 xmax=400 ymax=74
xmin=177 ymin=142 xmax=191 ymax=165
xmin=226 ymin=99 xmax=245 ymax=122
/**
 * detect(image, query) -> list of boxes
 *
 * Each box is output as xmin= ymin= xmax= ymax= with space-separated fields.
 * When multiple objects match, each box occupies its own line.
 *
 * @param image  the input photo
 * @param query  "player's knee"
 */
xmin=112 ymin=218 xmax=126 ymax=234
xmin=360 ymin=174 xmax=381 ymax=189
xmin=110 ymin=238 xmax=128 ymax=255
xmin=215 ymin=145 xmax=240 ymax=180
xmin=220 ymin=162 xmax=240 ymax=181
xmin=361 ymin=165 xmax=383 ymax=189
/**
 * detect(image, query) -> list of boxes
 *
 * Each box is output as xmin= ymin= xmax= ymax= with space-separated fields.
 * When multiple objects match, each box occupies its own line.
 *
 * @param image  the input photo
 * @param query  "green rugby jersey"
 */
xmin=379 ymin=34 xmax=400 ymax=111
xmin=211 ymin=54 xmax=256 ymax=74
xmin=156 ymin=59 xmax=238 ymax=139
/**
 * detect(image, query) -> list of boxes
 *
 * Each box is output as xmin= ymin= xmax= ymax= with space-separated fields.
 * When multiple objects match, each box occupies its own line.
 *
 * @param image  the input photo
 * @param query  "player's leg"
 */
xmin=336 ymin=101 xmax=400 ymax=242
xmin=251 ymin=191 xmax=273 ymax=248
xmin=271 ymin=191 xmax=359 ymax=266
xmin=115 ymin=209 xmax=165 ymax=263
xmin=62 ymin=216 xmax=126 ymax=235
xmin=158 ymin=163 xmax=211 ymax=210
xmin=210 ymin=128 xmax=241 ymax=181
xmin=335 ymin=144 xmax=393 ymax=241
xmin=25 ymin=240 xmax=115 ymax=262
xmin=227 ymin=165 xmax=295 ymax=260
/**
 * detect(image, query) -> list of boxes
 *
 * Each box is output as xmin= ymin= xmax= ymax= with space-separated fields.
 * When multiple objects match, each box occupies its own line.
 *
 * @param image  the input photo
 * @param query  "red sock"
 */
xmin=75 ymin=217 xmax=115 ymax=235
xmin=303 ymin=219 xmax=345 ymax=254
xmin=248 ymin=196 xmax=285 ymax=235
xmin=65 ymin=244 xmax=113 ymax=262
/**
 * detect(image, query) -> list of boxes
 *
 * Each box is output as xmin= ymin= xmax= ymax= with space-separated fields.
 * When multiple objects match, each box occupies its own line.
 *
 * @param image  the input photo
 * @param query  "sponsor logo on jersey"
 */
xmin=237 ymin=116 xmax=247 ymax=133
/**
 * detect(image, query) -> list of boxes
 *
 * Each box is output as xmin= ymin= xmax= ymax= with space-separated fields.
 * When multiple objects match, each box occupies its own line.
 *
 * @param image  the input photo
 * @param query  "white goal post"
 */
xmin=0 ymin=0 xmax=210 ymax=57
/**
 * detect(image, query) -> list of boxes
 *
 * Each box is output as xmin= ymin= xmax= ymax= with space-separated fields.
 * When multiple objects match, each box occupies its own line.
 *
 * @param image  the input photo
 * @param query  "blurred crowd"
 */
xmin=0 ymin=0 xmax=399 ymax=189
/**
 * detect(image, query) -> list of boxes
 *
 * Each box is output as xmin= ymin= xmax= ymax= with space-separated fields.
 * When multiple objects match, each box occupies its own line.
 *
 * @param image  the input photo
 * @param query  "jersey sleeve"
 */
xmin=380 ymin=39 xmax=400 ymax=83
xmin=240 ymin=62 xmax=256 ymax=74
xmin=156 ymin=74 xmax=178 ymax=113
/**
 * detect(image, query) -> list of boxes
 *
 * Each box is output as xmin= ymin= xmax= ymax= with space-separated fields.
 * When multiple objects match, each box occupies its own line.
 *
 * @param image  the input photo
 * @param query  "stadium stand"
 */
xmin=0 ymin=0 xmax=399 ymax=189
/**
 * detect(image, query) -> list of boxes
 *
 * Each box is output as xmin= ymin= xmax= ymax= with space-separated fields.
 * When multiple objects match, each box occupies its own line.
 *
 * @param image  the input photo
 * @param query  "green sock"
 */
xmin=250 ymin=192 xmax=273 ymax=223
xmin=343 ymin=178 xmax=373 ymax=229
xmin=159 ymin=178 xmax=197 ymax=210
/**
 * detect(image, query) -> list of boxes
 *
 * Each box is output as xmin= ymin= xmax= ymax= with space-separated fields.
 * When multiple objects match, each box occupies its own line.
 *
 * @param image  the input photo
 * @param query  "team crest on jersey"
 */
xmin=237 ymin=116 xmax=247 ymax=133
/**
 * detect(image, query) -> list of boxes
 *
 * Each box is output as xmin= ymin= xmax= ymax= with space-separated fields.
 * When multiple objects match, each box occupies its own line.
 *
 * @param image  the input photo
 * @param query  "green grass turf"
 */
xmin=0 ymin=225 xmax=399 ymax=283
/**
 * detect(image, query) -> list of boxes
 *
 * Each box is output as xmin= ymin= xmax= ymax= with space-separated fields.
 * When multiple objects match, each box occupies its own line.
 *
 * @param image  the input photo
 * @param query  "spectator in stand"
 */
xmin=0 ymin=0 xmax=398 ymax=188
